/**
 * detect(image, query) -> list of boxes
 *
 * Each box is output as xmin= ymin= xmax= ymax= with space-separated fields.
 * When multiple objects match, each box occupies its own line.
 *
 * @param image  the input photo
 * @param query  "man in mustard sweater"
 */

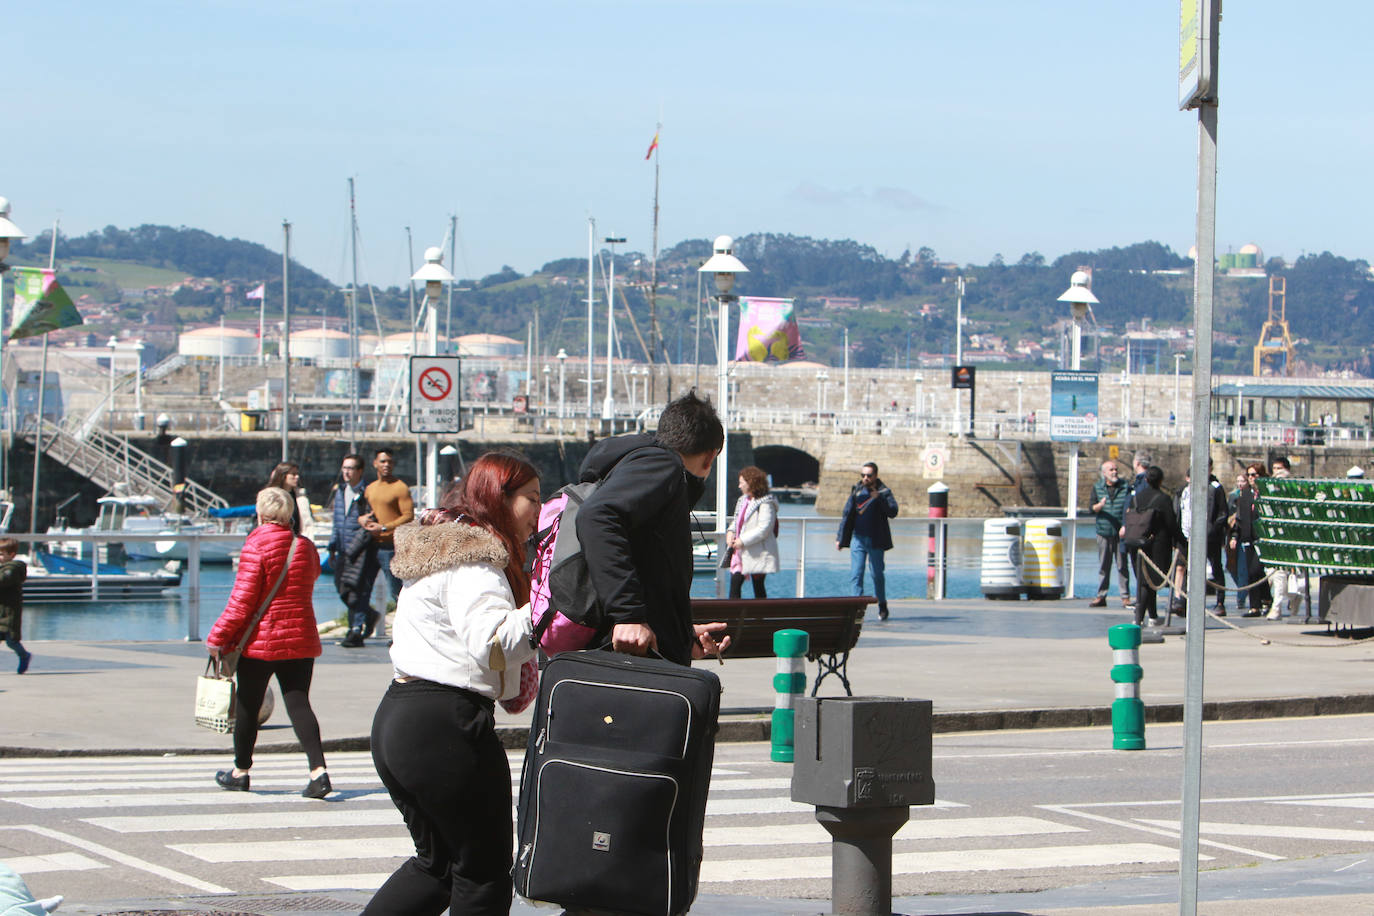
xmin=361 ymin=448 xmax=415 ymax=607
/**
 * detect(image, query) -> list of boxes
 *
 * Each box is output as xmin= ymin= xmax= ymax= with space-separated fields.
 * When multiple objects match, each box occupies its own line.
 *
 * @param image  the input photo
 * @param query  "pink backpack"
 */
xmin=528 ymin=482 xmax=602 ymax=655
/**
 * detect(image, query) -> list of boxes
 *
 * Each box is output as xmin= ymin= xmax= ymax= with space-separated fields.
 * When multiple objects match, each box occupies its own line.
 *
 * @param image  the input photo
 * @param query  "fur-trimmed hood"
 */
xmin=390 ymin=520 xmax=509 ymax=581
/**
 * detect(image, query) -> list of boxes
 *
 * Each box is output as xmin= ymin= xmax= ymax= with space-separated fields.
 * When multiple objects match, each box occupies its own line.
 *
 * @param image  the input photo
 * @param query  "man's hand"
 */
xmin=1092 ymin=499 xmax=1105 ymax=512
xmin=359 ymin=512 xmax=383 ymax=534
xmin=835 ymin=540 xmax=842 ymax=551
xmin=611 ymin=622 xmax=658 ymax=656
xmin=692 ymin=622 xmax=731 ymax=661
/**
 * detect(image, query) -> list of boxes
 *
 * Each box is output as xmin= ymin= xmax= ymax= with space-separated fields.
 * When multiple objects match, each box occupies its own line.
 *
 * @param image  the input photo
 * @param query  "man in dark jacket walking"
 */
xmin=577 ymin=392 xmax=730 ymax=666
xmin=836 ymin=462 xmax=899 ymax=620
xmin=1126 ymin=466 xmax=1181 ymax=626
xmin=327 ymin=454 xmax=379 ymax=648
xmin=1089 ymin=460 xmax=1131 ymax=607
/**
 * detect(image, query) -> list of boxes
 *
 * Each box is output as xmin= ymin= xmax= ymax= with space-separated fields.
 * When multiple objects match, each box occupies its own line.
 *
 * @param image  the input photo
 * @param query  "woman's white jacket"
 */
xmin=732 ymin=493 xmax=780 ymax=575
xmin=386 ymin=520 xmax=535 ymax=702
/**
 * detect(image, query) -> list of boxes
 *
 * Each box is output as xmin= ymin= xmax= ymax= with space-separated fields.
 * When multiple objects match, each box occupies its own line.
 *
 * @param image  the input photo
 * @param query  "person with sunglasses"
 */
xmin=836 ymin=462 xmax=899 ymax=620
xmin=1229 ymin=463 xmax=1273 ymax=617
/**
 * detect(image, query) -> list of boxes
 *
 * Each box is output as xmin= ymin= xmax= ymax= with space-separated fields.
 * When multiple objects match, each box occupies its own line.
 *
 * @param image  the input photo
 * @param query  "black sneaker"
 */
xmin=878 ymin=603 xmax=890 ymax=621
xmin=303 ymin=772 xmax=332 ymax=799
xmin=337 ymin=631 xmax=364 ymax=648
xmin=215 ymin=769 xmax=250 ymax=791
xmin=17 ymin=651 xmax=31 ymax=675
xmin=363 ymin=608 xmax=380 ymax=638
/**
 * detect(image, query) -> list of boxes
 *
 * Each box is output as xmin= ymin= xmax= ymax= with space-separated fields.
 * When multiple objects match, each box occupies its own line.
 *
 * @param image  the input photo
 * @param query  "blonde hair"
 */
xmin=256 ymin=487 xmax=295 ymax=526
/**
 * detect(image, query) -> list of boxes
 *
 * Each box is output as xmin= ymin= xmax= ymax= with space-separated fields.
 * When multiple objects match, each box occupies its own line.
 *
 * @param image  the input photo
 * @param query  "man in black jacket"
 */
xmin=835 ymin=462 xmax=900 ymax=620
xmin=1127 ymin=466 xmax=1181 ymax=626
xmin=577 ymin=392 xmax=731 ymax=666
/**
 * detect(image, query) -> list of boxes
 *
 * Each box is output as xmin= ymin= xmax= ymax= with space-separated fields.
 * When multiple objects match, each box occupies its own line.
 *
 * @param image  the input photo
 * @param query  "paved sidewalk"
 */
xmin=2 ymin=597 xmax=1369 ymax=756
xmin=6 ymin=596 xmax=1374 ymax=915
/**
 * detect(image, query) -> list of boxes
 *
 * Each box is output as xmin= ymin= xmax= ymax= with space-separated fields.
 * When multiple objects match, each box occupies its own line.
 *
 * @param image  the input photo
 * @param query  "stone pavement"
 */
xmin=5 ymin=596 xmax=1374 ymax=913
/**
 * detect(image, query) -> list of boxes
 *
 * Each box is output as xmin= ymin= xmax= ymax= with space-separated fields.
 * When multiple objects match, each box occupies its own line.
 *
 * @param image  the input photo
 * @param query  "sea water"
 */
xmin=23 ymin=505 xmax=1106 ymax=641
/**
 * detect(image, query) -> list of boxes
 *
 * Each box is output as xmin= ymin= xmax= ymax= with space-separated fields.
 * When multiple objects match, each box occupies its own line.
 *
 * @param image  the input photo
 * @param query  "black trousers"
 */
xmin=364 ymin=679 xmax=512 ymax=916
xmin=233 ymin=656 xmax=325 ymax=772
xmin=729 ymin=572 xmax=768 ymax=599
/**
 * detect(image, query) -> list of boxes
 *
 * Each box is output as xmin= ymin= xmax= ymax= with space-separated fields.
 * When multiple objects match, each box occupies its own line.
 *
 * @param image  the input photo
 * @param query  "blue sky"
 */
xmin=9 ymin=1 xmax=1371 ymax=286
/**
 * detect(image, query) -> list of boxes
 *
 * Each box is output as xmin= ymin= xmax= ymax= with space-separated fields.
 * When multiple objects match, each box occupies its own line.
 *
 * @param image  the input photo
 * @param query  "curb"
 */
xmin=5 ymin=694 xmax=1371 ymax=758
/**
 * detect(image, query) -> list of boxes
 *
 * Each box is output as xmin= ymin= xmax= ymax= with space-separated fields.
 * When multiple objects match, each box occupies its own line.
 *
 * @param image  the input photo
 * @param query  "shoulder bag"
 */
xmin=194 ymin=536 xmax=299 ymax=732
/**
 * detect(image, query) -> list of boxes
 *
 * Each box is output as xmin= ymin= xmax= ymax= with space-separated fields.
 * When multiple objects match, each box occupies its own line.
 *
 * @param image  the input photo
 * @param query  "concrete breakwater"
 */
xmin=9 ymin=428 xmax=1369 ymax=533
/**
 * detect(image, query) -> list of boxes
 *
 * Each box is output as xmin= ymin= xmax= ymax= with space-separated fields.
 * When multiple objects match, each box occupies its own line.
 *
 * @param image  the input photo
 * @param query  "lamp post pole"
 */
xmin=107 ymin=337 xmax=118 ymax=430
xmin=542 ymin=364 xmax=551 ymax=427
xmin=1016 ymin=375 xmax=1024 ymax=432
xmin=133 ymin=340 xmax=145 ymax=429
xmin=699 ymin=237 xmax=749 ymax=582
xmin=1057 ymin=271 xmax=1100 ymax=601
xmin=1174 ymin=353 xmax=1184 ymax=433
xmin=411 ymin=247 xmax=454 ymax=507
xmin=556 ymin=348 xmax=568 ymax=436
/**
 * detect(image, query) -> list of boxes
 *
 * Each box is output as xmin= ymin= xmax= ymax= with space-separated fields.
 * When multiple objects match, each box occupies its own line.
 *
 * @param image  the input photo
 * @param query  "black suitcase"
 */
xmin=514 ymin=649 xmax=722 ymax=916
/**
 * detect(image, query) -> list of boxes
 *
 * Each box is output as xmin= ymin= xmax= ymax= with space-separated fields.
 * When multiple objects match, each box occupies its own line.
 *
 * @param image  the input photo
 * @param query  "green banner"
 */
xmin=9 ymin=267 xmax=84 ymax=340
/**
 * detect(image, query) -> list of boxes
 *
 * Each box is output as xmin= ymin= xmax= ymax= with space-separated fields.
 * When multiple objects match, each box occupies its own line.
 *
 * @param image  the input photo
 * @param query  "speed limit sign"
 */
xmin=921 ymin=445 xmax=949 ymax=480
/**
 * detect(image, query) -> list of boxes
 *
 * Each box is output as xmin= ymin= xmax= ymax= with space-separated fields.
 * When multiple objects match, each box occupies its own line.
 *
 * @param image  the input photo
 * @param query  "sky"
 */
xmin=8 ymin=1 xmax=1373 ymax=288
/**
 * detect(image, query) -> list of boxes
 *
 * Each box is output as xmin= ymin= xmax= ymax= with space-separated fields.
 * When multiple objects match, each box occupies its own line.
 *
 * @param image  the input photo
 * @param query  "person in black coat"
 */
xmin=1171 ymin=458 xmax=1231 ymax=615
xmin=1127 ymin=466 xmax=1181 ymax=626
xmin=1229 ymin=461 xmax=1273 ymax=616
xmin=577 ymin=392 xmax=730 ymax=666
xmin=835 ymin=462 xmax=900 ymax=620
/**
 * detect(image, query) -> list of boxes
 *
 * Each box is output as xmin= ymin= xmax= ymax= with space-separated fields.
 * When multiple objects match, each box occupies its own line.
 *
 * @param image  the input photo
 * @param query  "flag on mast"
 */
xmin=246 ymin=283 xmax=266 ymax=300
xmin=9 ymin=267 xmax=84 ymax=340
xmin=644 ymin=131 xmax=659 ymax=160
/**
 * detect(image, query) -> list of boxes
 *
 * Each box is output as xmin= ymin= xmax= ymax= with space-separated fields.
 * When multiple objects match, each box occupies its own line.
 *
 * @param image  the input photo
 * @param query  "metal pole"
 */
xmin=1180 ymin=90 xmax=1220 ymax=916
xmin=716 ymin=293 xmax=731 ymax=539
xmin=406 ymin=227 xmax=421 ymax=479
xmin=29 ymin=334 xmax=48 ymax=533
xmin=348 ymin=178 xmax=360 ymax=453
xmin=281 ymin=220 xmax=291 ymax=461
xmin=1066 ymin=320 xmax=1081 ymax=600
xmin=603 ymin=239 xmax=619 ymax=421
xmin=954 ymin=276 xmax=964 ymax=433
xmin=587 ymin=218 xmax=595 ymax=426
xmin=842 ymin=327 xmax=850 ymax=410
xmin=694 ymin=263 xmax=703 ymax=392
xmin=426 ymin=294 xmax=440 ymax=507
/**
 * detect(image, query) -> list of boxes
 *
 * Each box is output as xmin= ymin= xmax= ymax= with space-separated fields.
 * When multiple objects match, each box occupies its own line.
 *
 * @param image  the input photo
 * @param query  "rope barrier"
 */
xmin=1132 ymin=550 xmax=1374 ymax=649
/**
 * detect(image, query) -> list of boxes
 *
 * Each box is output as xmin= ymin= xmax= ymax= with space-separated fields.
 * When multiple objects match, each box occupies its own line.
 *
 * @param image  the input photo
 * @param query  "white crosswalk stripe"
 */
xmin=8 ymin=749 xmax=1356 ymax=897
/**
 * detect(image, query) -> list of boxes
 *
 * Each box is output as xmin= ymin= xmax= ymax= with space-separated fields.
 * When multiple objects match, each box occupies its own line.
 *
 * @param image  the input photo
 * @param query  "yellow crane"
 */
xmin=1253 ymin=275 xmax=1295 ymax=376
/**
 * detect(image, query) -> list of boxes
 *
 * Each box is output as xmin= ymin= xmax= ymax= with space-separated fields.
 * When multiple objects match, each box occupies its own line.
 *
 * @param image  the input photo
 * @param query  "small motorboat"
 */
xmin=21 ymin=550 xmax=183 ymax=603
xmin=48 ymin=495 xmax=240 ymax=565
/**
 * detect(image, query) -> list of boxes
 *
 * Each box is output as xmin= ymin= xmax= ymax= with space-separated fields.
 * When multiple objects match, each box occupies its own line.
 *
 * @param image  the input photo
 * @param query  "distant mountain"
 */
xmin=12 ymin=225 xmax=1371 ymax=374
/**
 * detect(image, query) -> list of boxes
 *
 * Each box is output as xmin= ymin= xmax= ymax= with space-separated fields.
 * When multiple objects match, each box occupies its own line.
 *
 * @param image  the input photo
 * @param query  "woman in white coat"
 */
xmin=726 ymin=465 xmax=780 ymax=599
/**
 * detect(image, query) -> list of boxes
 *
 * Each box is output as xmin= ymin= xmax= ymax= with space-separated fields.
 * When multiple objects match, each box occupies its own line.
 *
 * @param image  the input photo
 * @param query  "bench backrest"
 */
xmin=690 ymin=596 xmax=872 ymax=660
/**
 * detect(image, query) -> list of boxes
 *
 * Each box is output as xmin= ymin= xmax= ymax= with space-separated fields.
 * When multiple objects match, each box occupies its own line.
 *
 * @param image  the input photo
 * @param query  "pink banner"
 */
xmin=734 ymin=297 xmax=804 ymax=362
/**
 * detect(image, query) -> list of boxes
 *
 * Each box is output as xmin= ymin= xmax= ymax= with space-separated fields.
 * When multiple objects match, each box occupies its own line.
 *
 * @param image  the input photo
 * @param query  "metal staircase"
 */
xmin=23 ymin=418 xmax=230 ymax=516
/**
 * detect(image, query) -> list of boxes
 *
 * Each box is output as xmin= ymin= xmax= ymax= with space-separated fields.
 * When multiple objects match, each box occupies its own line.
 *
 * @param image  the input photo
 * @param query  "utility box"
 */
xmin=791 ymin=696 xmax=935 ymax=809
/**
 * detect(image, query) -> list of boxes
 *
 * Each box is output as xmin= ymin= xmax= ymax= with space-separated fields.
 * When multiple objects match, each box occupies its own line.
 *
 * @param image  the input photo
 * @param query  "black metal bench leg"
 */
xmin=810 ymin=651 xmax=853 ymax=697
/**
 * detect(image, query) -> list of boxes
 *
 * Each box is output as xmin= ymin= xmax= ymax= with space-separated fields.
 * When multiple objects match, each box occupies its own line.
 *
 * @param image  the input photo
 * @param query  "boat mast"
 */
xmin=29 ymin=219 xmax=58 ymax=533
xmin=280 ymin=220 xmax=291 ymax=462
xmin=648 ymin=119 xmax=661 ymax=406
xmin=348 ymin=178 xmax=360 ymax=453
xmin=586 ymin=217 xmax=595 ymax=427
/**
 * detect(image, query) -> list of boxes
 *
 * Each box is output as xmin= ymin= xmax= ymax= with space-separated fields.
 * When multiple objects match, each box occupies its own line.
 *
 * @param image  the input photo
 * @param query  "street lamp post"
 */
xmin=411 ymin=246 xmax=455 ymax=507
xmin=542 ymin=364 xmax=551 ymax=427
xmin=107 ymin=337 xmax=118 ymax=430
xmin=815 ymin=370 xmax=827 ymax=423
xmin=699 ymin=236 xmax=749 ymax=562
xmin=913 ymin=372 xmax=925 ymax=427
xmin=1120 ymin=371 xmax=1132 ymax=438
xmin=556 ymin=347 xmax=568 ymax=435
xmin=1174 ymin=353 xmax=1184 ymax=432
xmin=1056 ymin=271 xmax=1100 ymax=600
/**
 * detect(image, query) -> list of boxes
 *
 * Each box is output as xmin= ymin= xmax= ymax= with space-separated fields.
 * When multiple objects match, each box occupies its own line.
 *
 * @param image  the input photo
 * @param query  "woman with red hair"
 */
xmin=364 ymin=451 xmax=541 ymax=916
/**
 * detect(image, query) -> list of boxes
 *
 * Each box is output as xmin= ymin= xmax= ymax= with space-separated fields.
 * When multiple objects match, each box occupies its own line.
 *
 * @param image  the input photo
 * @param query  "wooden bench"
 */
xmin=690 ymin=596 xmax=875 ymax=696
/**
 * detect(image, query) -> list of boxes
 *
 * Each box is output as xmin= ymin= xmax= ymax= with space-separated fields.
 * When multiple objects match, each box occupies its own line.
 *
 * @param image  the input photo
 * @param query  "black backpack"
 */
xmin=1121 ymin=502 xmax=1157 ymax=551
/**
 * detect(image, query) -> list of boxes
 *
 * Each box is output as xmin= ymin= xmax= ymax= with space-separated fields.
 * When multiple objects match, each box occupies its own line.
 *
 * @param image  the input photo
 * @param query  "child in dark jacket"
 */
xmin=0 ymin=537 xmax=31 ymax=674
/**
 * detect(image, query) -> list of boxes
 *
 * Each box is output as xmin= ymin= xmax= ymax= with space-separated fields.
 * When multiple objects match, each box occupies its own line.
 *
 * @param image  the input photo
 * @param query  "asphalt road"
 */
xmin=6 ymin=715 xmax=1374 ymax=914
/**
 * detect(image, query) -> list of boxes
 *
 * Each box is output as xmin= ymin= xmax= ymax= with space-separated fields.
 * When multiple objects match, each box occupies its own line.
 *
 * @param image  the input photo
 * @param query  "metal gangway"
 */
xmin=23 ymin=417 xmax=229 ymax=516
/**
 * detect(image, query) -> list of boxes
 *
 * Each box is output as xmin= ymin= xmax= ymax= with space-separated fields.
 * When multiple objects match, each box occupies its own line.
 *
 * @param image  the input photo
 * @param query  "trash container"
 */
xmin=980 ymin=518 xmax=1023 ymax=599
xmin=240 ymin=412 xmax=259 ymax=431
xmin=1022 ymin=518 xmax=1064 ymax=599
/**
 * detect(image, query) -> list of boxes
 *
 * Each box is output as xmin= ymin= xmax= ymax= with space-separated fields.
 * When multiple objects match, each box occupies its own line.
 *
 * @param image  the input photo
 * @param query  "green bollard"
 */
xmin=772 ymin=628 xmax=810 ymax=762
xmin=1108 ymin=623 xmax=1145 ymax=750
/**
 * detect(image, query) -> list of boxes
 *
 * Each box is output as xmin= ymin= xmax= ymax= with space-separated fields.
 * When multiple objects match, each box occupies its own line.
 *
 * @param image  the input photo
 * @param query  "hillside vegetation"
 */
xmin=11 ymin=226 xmax=1372 ymax=375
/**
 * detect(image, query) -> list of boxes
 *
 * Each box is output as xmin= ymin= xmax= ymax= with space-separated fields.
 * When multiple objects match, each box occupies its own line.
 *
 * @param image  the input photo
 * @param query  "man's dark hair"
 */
xmin=862 ymin=461 xmax=879 ymax=476
xmin=342 ymin=453 xmax=364 ymax=471
xmin=1272 ymin=456 xmax=1291 ymax=472
xmin=1145 ymin=465 xmax=1165 ymax=488
xmin=655 ymin=391 xmax=724 ymax=456
xmin=373 ymin=448 xmax=394 ymax=460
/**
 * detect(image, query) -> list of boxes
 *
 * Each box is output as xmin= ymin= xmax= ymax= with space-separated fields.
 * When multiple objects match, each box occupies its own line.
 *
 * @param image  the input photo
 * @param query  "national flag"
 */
xmin=644 ymin=131 xmax=659 ymax=160
xmin=246 ymin=283 xmax=266 ymax=300
xmin=734 ymin=297 xmax=805 ymax=363
xmin=8 ymin=267 xmax=84 ymax=341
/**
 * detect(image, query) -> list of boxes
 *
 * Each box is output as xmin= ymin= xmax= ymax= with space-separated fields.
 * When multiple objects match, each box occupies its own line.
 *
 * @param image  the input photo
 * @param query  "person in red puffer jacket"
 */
xmin=207 ymin=486 xmax=330 ymax=798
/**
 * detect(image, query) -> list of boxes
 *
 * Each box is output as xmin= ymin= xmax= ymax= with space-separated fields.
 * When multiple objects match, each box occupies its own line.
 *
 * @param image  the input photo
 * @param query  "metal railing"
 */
xmin=24 ymin=418 xmax=229 ymax=514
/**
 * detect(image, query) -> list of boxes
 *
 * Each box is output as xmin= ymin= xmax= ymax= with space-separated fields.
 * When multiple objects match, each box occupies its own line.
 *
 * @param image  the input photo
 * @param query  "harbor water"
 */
xmin=22 ymin=506 xmax=1109 ymax=642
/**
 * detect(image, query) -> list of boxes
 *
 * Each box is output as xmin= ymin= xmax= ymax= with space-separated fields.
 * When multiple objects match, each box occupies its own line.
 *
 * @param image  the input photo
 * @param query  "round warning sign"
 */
xmin=418 ymin=366 xmax=452 ymax=401
xmin=921 ymin=445 xmax=949 ymax=480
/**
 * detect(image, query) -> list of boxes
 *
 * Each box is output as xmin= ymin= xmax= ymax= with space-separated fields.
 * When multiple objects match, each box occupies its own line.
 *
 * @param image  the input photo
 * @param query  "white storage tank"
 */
xmin=288 ymin=328 xmax=352 ymax=360
xmin=455 ymin=333 xmax=522 ymax=358
xmin=178 ymin=325 xmax=258 ymax=358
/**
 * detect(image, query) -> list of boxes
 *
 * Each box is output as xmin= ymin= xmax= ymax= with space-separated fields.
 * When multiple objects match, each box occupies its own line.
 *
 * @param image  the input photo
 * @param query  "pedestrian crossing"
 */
xmin=4 ymin=750 xmax=1374 ymax=901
